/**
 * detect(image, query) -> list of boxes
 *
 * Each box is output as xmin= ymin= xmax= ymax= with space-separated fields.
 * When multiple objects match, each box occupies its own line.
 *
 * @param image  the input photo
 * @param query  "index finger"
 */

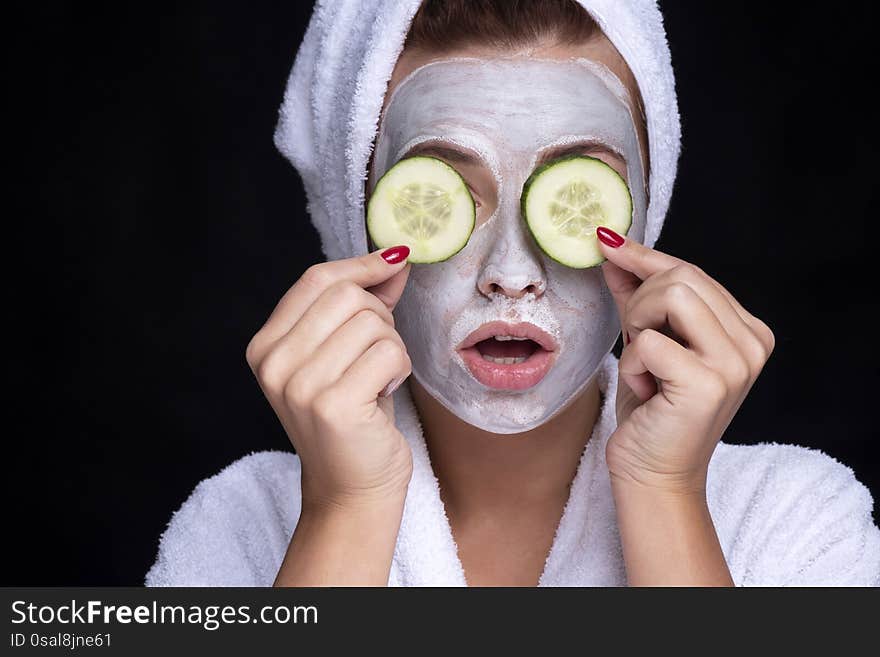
xmin=597 ymin=227 xmax=687 ymax=335
xmin=258 ymin=246 xmax=410 ymax=346
xmin=596 ymin=227 xmax=772 ymax=352
xmin=596 ymin=226 xmax=688 ymax=282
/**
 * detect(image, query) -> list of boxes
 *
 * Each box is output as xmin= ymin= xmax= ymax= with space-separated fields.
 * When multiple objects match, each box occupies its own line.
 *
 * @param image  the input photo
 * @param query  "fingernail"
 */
xmin=379 ymin=376 xmax=405 ymax=398
xmin=381 ymin=245 xmax=410 ymax=264
xmin=596 ymin=226 xmax=624 ymax=248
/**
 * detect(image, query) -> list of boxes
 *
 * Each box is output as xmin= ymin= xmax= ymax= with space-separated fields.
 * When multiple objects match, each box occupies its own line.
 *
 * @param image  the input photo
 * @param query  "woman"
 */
xmin=146 ymin=0 xmax=880 ymax=586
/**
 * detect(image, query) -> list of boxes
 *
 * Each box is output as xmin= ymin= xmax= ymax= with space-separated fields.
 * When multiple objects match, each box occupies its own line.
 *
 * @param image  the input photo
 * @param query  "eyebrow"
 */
xmin=401 ymin=139 xmax=624 ymax=169
xmin=402 ymin=142 xmax=484 ymax=167
xmin=537 ymin=140 xmax=624 ymax=166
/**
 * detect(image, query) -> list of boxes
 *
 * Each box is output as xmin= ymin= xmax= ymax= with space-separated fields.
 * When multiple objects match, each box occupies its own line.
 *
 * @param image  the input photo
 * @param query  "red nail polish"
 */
xmin=596 ymin=226 xmax=624 ymax=248
xmin=381 ymin=245 xmax=410 ymax=264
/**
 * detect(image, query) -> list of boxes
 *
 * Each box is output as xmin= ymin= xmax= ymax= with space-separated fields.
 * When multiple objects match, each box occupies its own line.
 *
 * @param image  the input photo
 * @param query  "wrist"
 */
xmin=280 ymin=485 xmax=406 ymax=587
xmin=608 ymin=462 xmax=708 ymax=500
xmin=294 ymin=494 xmax=406 ymax=561
xmin=301 ymin=479 xmax=408 ymax=520
xmin=301 ymin=468 xmax=411 ymax=517
xmin=610 ymin=474 xmax=708 ymax=515
xmin=610 ymin=474 xmax=732 ymax=587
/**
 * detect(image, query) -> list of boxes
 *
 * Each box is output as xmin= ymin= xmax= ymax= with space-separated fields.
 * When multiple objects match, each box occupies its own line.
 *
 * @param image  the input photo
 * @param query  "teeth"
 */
xmin=481 ymin=354 xmax=528 ymax=365
xmin=494 ymin=335 xmax=529 ymax=341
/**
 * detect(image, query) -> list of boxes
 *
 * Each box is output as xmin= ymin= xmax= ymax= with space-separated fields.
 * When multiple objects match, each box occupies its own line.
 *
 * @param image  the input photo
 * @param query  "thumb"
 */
xmin=364 ymin=246 xmax=412 ymax=310
xmin=367 ymin=260 xmax=411 ymax=311
xmin=599 ymin=256 xmax=641 ymax=336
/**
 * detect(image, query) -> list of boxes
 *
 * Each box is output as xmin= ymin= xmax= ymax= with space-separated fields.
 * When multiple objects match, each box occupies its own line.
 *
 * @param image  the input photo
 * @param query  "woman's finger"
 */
xmin=619 ymin=328 xmax=720 ymax=405
xmin=252 ymin=281 xmax=395 ymax=391
xmin=325 ymin=338 xmax=412 ymax=412
xmin=597 ymin=228 xmax=773 ymax=356
xmin=624 ymin=280 xmax=749 ymax=383
xmin=597 ymin=227 xmax=690 ymax=281
xmin=600 ymin=257 xmax=642 ymax=336
xmin=597 ymin=227 xmax=690 ymax=337
xmin=625 ymin=264 xmax=771 ymax=373
xmin=248 ymin=247 xmax=410 ymax=363
xmin=685 ymin=268 xmax=775 ymax=356
xmin=283 ymin=309 xmax=405 ymax=406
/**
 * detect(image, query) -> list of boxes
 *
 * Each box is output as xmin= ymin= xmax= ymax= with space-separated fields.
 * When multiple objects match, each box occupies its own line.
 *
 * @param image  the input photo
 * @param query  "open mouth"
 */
xmin=474 ymin=335 xmax=541 ymax=364
xmin=456 ymin=322 xmax=558 ymax=391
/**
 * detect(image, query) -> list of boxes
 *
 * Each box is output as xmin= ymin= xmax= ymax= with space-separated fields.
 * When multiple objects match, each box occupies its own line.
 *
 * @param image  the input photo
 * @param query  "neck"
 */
xmin=408 ymin=377 xmax=603 ymax=514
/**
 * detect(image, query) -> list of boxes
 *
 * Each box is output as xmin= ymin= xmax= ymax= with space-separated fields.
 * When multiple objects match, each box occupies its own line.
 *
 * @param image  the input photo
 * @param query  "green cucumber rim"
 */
xmin=520 ymin=154 xmax=633 ymax=269
xmin=366 ymin=155 xmax=476 ymax=264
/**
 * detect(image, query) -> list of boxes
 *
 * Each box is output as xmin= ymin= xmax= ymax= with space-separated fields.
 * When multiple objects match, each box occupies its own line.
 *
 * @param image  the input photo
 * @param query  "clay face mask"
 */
xmin=369 ymin=56 xmax=647 ymax=434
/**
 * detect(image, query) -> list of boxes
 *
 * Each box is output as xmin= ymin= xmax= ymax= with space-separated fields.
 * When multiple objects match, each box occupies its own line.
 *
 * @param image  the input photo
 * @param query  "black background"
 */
xmin=7 ymin=2 xmax=879 ymax=584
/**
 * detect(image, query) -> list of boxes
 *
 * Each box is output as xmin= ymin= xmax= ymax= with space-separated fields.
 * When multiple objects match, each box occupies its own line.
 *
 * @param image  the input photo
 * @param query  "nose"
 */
xmin=478 ymin=266 xmax=545 ymax=299
xmin=475 ymin=169 xmax=548 ymax=300
xmin=476 ymin=229 xmax=547 ymax=300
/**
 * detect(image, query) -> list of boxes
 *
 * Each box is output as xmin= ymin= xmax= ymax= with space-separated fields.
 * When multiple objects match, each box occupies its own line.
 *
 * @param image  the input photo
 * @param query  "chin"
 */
xmin=410 ymin=357 xmax=601 ymax=436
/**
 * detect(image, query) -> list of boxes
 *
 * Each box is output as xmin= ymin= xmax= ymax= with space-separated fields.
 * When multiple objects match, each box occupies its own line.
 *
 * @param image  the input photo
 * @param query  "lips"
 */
xmin=457 ymin=321 xmax=559 ymax=352
xmin=456 ymin=321 xmax=559 ymax=391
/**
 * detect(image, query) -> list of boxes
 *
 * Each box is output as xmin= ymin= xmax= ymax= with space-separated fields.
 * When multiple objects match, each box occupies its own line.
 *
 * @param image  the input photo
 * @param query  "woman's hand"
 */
xmin=596 ymin=227 xmax=774 ymax=586
xmin=596 ymin=227 xmax=776 ymax=494
xmin=245 ymin=246 xmax=414 ymax=511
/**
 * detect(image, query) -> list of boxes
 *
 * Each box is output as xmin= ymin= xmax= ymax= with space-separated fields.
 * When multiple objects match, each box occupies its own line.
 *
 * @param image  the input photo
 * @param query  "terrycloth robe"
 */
xmin=146 ymin=350 xmax=880 ymax=586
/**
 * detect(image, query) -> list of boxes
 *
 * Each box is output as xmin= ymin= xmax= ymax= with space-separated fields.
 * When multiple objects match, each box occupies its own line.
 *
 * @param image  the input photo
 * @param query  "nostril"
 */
xmin=484 ymin=282 xmax=544 ymax=298
xmin=478 ymin=270 xmax=546 ymax=299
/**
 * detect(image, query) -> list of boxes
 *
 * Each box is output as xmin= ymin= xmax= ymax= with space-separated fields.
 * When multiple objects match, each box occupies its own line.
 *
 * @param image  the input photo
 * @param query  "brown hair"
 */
xmin=404 ymin=0 xmax=599 ymax=54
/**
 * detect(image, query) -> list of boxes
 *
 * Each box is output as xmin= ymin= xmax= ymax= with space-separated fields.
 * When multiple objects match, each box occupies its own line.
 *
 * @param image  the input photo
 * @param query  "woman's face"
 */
xmin=367 ymin=46 xmax=647 ymax=434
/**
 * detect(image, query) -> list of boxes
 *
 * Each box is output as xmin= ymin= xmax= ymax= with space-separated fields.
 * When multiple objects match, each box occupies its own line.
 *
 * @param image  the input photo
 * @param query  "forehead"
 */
xmin=380 ymin=57 xmax=636 ymax=156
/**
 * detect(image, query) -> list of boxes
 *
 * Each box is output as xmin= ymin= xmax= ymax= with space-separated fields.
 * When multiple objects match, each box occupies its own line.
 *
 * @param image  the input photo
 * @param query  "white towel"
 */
xmin=273 ymin=0 xmax=681 ymax=261
xmin=146 ymin=350 xmax=880 ymax=586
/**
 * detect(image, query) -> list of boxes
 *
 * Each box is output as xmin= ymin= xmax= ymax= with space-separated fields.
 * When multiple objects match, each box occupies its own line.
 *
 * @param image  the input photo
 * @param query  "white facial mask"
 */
xmin=369 ymin=57 xmax=647 ymax=434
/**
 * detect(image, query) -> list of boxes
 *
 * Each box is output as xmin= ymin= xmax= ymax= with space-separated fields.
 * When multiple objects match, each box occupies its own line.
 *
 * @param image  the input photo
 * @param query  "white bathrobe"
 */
xmin=146 ymin=350 xmax=880 ymax=586
xmin=145 ymin=0 xmax=880 ymax=585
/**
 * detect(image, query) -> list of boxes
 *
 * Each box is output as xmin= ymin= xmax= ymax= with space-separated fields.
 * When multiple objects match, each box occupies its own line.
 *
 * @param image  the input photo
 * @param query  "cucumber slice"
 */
xmin=521 ymin=155 xmax=632 ymax=268
xmin=367 ymin=156 xmax=475 ymax=264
